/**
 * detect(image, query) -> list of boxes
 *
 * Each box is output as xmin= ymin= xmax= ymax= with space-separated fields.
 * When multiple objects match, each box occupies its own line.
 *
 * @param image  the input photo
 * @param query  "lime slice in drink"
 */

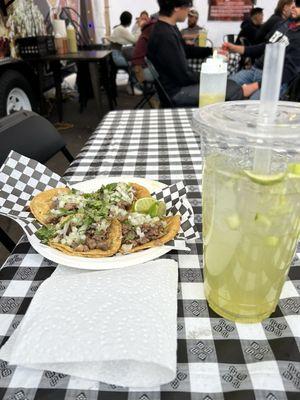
xmin=148 ymin=201 xmax=166 ymax=217
xmin=134 ymin=197 xmax=156 ymax=214
xmin=287 ymin=163 xmax=300 ymax=176
xmin=243 ymin=170 xmax=286 ymax=185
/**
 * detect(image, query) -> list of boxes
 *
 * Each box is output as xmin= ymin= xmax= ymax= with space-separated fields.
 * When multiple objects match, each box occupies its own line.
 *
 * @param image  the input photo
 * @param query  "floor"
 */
xmin=0 ymin=73 xmax=148 ymax=265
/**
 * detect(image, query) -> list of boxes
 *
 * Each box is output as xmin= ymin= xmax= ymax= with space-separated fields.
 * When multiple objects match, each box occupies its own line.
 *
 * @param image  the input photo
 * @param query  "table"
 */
xmin=31 ymin=50 xmax=115 ymax=122
xmin=0 ymin=109 xmax=300 ymax=400
xmin=189 ymin=53 xmax=242 ymax=75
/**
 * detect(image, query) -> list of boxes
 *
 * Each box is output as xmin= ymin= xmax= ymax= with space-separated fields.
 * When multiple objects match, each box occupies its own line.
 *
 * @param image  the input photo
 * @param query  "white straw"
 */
xmin=253 ymin=43 xmax=286 ymax=173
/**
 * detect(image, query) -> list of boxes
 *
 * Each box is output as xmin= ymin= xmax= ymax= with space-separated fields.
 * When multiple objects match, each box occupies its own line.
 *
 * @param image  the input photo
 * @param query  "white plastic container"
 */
xmin=199 ymin=58 xmax=227 ymax=107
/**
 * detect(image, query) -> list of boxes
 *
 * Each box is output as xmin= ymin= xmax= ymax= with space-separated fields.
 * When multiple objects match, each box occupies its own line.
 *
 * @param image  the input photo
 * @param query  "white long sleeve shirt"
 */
xmin=110 ymin=25 xmax=139 ymax=45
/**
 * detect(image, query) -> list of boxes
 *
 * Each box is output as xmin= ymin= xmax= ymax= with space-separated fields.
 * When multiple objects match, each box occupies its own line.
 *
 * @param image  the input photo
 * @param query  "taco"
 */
xmin=30 ymin=182 xmax=150 ymax=226
xmin=36 ymin=215 xmax=122 ymax=258
xmin=30 ymin=187 xmax=73 ymax=225
xmin=120 ymin=213 xmax=181 ymax=254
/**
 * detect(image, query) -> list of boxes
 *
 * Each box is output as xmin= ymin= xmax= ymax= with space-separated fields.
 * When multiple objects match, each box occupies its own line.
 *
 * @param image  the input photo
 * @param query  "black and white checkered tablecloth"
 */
xmin=188 ymin=53 xmax=242 ymax=76
xmin=0 ymin=109 xmax=300 ymax=400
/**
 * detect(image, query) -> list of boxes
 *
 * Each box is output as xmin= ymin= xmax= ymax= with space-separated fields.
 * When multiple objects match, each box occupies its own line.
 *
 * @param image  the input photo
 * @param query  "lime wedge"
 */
xmin=149 ymin=201 xmax=167 ymax=217
xmin=133 ymin=197 xmax=156 ymax=214
xmin=288 ymin=163 xmax=300 ymax=176
xmin=149 ymin=203 xmax=159 ymax=217
xmin=244 ymin=170 xmax=286 ymax=185
xmin=156 ymin=201 xmax=166 ymax=217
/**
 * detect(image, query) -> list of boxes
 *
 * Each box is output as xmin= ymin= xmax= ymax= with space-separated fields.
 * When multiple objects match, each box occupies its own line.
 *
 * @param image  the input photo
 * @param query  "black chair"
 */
xmin=0 ymin=111 xmax=74 ymax=252
xmin=134 ymin=80 xmax=157 ymax=110
xmin=223 ymin=34 xmax=238 ymax=44
xmin=145 ymin=58 xmax=174 ymax=108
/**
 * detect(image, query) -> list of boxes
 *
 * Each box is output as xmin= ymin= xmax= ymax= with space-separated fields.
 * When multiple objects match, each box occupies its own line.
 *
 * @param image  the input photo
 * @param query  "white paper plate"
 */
xmin=27 ymin=176 xmax=174 ymax=270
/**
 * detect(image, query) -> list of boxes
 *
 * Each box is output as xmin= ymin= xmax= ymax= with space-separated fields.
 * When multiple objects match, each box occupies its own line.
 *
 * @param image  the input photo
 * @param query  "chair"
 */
xmin=0 ymin=111 xmax=74 ymax=251
xmin=223 ymin=34 xmax=238 ymax=44
xmin=145 ymin=58 xmax=174 ymax=108
xmin=134 ymin=80 xmax=157 ymax=109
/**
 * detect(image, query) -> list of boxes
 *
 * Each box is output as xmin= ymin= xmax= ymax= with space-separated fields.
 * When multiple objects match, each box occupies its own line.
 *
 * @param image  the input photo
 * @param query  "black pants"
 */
xmin=171 ymin=79 xmax=243 ymax=107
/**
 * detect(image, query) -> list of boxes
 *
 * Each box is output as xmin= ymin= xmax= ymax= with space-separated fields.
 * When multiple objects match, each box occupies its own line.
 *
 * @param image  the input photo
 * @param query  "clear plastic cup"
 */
xmin=193 ymin=101 xmax=300 ymax=323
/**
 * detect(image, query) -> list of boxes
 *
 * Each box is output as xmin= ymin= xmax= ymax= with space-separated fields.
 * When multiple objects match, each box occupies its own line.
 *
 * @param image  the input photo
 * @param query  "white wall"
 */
xmin=107 ymin=0 xmax=277 ymax=46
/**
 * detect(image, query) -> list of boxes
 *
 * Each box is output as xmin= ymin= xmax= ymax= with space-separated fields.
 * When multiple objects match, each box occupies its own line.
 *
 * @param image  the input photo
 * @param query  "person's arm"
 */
xmin=244 ymin=42 xmax=266 ymax=58
xmin=184 ymin=42 xmax=213 ymax=59
xmin=121 ymin=26 xmax=139 ymax=44
xmin=224 ymin=41 xmax=266 ymax=59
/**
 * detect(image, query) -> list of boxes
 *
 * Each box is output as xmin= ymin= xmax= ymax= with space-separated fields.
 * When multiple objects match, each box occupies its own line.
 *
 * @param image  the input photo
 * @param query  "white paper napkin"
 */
xmin=0 ymin=260 xmax=178 ymax=387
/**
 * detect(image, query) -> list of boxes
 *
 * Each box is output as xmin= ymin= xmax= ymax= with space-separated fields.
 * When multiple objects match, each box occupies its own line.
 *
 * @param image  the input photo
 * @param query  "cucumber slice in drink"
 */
xmin=226 ymin=214 xmax=240 ymax=230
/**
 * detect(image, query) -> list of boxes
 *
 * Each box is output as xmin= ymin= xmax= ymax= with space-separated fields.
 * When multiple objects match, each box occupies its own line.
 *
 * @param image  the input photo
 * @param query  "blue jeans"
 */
xmin=112 ymin=50 xmax=139 ymax=87
xmin=112 ymin=50 xmax=128 ymax=68
xmin=231 ymin=66 xmax=288 ymax=100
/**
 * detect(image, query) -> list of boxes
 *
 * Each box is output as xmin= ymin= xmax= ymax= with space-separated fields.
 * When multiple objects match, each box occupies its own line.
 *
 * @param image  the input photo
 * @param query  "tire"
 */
xmin=0 ymin=70 xmax=37 ymax=117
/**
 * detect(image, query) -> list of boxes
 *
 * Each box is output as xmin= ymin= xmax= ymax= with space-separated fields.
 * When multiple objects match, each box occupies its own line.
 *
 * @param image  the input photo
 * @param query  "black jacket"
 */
xmin=236 ymin=18 xmax=260 ymax=45
xmin=147 ymin=20 xmax=212 ymax=97
xmin=244 ymin=21 xmax=300 ymax=85
xmin=255 ymin=14 xmax=284 ymax=43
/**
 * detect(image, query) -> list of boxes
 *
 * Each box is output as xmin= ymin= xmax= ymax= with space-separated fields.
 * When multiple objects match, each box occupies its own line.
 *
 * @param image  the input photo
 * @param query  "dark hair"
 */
xmin=158 ymin=0 xmax=193 ymax=17
xmin=250 ymin=7 xmax=263 ymax=17
xmin=120 ymin=11 xmax=132 ymax=26
xmin=140 ymin=10 xmax=149 ymax=17
xmin=274 ymin=0 xmax=294 ymax=16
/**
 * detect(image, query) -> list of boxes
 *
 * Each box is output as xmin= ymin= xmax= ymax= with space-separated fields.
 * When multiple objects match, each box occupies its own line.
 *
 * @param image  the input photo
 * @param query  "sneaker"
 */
xmin=126 ymin=84 xmax=143 ymax=96
xmin=133 ymin=86 xmax=143 ymax=96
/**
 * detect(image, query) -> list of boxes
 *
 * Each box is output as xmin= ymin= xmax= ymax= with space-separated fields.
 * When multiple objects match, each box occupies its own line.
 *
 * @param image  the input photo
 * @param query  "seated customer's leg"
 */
xmin=226 ymin=79 xmax=244 ymax=101
xmin=171 ymin=85 xmax=199 ymax=107
xmin=230 ymin=66 xmax=257 ymax=86
xmin=112 ymin=50 xmax=128 ymax=68
xmin=250 ymin=83 xmax=289 ymax=100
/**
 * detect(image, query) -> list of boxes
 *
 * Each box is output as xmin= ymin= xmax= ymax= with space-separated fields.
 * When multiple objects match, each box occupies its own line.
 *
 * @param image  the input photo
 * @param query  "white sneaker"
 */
xmin=133 ymin=86 xmax=143 ymax=96
xmin=126 ymin=84 xmax=143 ymax=96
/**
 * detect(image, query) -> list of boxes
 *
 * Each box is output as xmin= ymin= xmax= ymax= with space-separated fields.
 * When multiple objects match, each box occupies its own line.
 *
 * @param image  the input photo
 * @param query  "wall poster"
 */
xmin=208 ymin=0 xmax=254 ymax=21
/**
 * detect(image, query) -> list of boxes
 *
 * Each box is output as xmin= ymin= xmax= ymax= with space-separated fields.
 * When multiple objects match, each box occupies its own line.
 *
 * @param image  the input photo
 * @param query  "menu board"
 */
xmin=208 ymin=0 xmax=254 ymax=21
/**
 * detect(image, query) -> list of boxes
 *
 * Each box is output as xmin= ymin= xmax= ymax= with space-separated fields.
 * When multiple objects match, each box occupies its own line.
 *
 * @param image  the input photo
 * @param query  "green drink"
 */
xmin=202 ymin=154 xmax=300 ymax=323
xmin=193 ymin=101 xmax=300 ymax=323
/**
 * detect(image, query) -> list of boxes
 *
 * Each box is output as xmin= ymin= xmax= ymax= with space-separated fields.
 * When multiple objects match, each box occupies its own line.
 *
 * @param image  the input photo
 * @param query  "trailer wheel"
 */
xmin=0 ymin=70 xmax=37 ymax=117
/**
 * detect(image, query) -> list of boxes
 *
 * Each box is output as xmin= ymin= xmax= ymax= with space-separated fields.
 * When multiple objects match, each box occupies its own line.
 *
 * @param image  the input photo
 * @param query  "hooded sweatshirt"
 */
xmin=132 ymin=20 xmax=156 ymax=67
xmin=244 ymin=20 xmax=300 ymax=84
xmin=147 ymin=20 xmax=212 ymax=97
xmin=236 ymin=17 xmax=260 ymax=45
xmin=255 ymin=13 xmax=284 ymax=43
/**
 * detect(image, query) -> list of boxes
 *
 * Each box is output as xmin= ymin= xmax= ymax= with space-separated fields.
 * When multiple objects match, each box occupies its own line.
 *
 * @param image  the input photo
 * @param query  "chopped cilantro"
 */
xmin=36 ymin=226 xmax=56 ymax=244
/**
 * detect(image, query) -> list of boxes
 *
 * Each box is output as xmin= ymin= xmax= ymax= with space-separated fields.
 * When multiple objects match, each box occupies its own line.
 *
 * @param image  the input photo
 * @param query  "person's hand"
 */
xmin=223 ymin=42 xmax=245 ymax=55
xmin=215 ymin=47 xmax=229 ymax=60
xmin=138 ymin=16 xmax=150 ymax=28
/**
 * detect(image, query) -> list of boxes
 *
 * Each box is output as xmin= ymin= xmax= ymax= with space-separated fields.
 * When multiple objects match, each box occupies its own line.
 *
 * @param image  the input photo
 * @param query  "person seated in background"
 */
xmin=147 ymin=0 xmax=256 ymax=106
xmin=132 ymin=11 xmax=150 ymax=36
xmin=110 ymin=11 xmax=139 ymax=48
xmin=181 ymin=8 xmax=202 ymax=45
xmin=256 ymin=0 xmax=295 ymax=43
xmin=110 ymin=11 xmax=142 ymax=95
xmin=132 ymin=15 xmax=158 ymax=83
xmin=224 ymin=1 xmax=300 ymax=100
xmin=236 ymin=7 xmax=264 ymax=45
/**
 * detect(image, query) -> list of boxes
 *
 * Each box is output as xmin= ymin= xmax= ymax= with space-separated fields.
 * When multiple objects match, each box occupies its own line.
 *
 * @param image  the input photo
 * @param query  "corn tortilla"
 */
xmin=49 ymin=219 xmax=122 ymax=258
xmin=120 ymin=215 xmax=181 ymax=254
xmin=30 ymin=187 xmax=70 ymax=225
